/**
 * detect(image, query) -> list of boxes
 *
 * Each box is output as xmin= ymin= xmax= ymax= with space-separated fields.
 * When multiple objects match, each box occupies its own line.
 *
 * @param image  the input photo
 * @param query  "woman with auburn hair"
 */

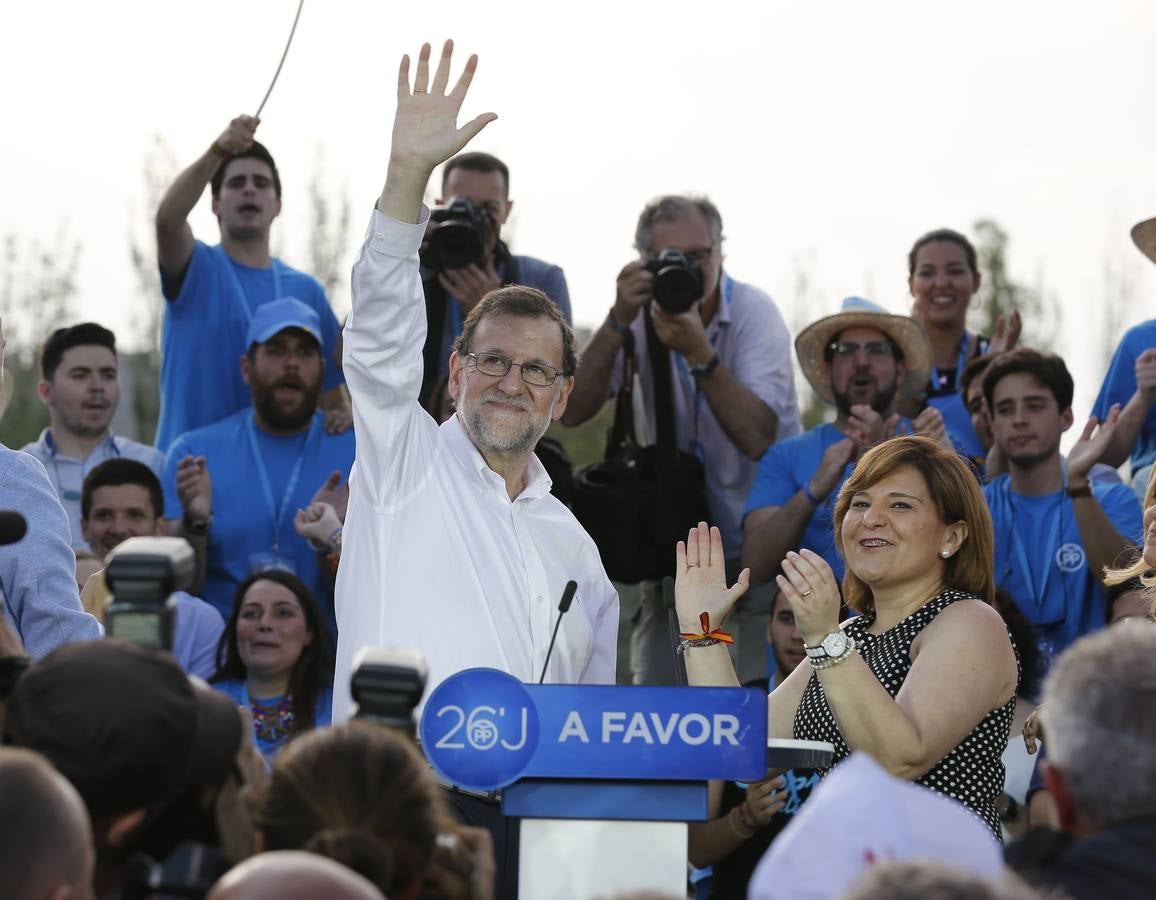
xmin=256 ymin=721 xmax=492 ymax=900
xmin=678 ymin=435 xmax=1019 ymax=840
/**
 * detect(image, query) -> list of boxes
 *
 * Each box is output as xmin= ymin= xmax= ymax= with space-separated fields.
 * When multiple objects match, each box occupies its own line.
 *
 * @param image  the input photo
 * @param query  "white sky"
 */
xmin=2 ymin=0 xmax=1155 ymax=429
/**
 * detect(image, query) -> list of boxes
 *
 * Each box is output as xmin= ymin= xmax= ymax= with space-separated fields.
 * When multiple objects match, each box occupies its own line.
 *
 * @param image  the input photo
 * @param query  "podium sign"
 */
xmin=420 ymin=668 xmax=767 ymax=792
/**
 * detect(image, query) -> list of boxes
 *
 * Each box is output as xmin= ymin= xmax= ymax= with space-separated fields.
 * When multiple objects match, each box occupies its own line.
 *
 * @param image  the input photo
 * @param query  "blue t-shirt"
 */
xmin=927 ymin=392 xmax=986 ymax=467
xmin=156 ymin=241 xmax=346 ymax=453
xmin=984 ymin=475 xmax=1142 ymax=670
xmin=171 ymin=591 xmax=226 ymax=680
xmin=1092 ymin=318 xmax=1156 ymax=471
xmin=745 ymin=423 xmax=852 ymax=581
xmin=431 ymin=253 xmax=571 ymax=379
xmin=161 ymin=409 xmax=355 ymax=633
xmin=213 ymin=678 xmax=333 ymax=762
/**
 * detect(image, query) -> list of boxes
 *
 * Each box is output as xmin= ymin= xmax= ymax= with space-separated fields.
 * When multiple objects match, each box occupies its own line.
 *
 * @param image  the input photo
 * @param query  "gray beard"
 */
xmin=462 ymin=391 xmax=553 ymax=457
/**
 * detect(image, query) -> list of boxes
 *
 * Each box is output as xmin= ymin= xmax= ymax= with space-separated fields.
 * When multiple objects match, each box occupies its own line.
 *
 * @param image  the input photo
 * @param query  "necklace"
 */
xmin=250 ymin=693 xmax=294 ymax=744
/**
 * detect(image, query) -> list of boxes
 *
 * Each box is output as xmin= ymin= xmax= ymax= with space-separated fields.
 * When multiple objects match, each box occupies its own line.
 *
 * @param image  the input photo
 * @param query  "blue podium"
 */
xmin=420 ymin=668 xmax=769 ymax=899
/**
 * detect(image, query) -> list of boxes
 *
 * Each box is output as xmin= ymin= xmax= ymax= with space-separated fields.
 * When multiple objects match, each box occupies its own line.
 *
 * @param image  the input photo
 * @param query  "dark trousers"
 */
xmin=443 ymin=789 xmax=521 ymax=900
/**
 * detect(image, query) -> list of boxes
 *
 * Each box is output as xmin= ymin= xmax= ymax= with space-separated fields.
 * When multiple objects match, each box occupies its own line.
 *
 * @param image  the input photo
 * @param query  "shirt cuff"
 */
xmin=367 ymin=205 xmax=430 ymax=258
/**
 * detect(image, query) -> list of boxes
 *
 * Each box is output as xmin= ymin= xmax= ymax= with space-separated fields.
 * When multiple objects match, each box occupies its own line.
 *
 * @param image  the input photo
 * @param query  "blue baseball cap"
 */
xmin=246 ymin=297 xmax=323 ymax=349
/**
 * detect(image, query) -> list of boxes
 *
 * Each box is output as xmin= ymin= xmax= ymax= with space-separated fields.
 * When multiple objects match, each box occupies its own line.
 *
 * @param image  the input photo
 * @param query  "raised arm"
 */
xmin=156 ymin=115 xmax=259 ymax=284
xmin=377 ymin=42 xmax=497 ymax=224
xmin=343 ymin=42 xmax=495 ymax=502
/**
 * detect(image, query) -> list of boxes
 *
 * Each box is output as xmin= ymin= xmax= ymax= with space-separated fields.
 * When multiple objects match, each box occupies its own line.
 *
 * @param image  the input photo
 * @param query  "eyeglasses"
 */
xmin=466 ymin=352 xmax=562 ymax=386
xmin=828 ymin=340 xmax=897 ymax=359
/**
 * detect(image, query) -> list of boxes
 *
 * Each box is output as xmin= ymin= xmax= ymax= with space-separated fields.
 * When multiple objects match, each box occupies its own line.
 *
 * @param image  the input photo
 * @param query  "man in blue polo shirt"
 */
xmin=154 ymin=114 xmax=349 ymax=452
xmin=22 ymin=323 xmax=164 ymax=550
xmin=742 ymin=297 xmax=937 ymax=585
xmin=161 ymin=298 xmax=355 ymax=632
xmin=982 ymin=348 xmax=1142 ymax=673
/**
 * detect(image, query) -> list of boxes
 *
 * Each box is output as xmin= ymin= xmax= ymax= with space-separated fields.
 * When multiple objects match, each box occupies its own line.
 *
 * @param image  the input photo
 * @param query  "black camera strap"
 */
xmin=420 ymin=241 xmax=525 ymax=406
xmin=643 ymin=306 xmax=679 ymax=465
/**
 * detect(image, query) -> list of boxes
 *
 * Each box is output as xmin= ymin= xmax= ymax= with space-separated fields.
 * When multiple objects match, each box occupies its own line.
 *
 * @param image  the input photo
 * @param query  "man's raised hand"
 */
xmin=380 ymin=41 xmax=497 ymax=223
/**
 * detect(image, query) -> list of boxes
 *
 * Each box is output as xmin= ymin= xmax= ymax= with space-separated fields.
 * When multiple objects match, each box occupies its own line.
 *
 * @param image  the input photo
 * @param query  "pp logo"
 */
xmin=1054 ymin=543 xmax=1086 ymax=574
xmin=420 ymin=668 xmax=541 ymax=792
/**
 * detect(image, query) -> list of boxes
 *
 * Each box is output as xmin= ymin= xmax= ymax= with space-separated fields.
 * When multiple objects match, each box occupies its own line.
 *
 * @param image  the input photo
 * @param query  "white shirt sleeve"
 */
xmin=343 ymin=208 xmax=442 ymax=505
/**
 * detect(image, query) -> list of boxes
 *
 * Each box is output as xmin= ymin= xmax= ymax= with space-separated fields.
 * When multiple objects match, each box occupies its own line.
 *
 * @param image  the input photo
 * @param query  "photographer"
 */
xmin=563 ymin=196 xmax=801 ymax=684
xmin=419 ymin=151 xmax=572 ymax=404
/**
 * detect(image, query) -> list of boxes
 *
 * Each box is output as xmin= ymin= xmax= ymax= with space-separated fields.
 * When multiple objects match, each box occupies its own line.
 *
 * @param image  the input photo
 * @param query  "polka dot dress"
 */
xmin=793 ymin=589 xmax=1016 ymax=842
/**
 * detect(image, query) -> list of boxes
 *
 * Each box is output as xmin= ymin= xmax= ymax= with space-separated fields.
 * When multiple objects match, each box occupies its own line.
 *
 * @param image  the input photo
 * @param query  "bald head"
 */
xmin=208 ymin=852 xmax=384 ymax=900
xmin=0 ymin=747 xmax=94 ymax=900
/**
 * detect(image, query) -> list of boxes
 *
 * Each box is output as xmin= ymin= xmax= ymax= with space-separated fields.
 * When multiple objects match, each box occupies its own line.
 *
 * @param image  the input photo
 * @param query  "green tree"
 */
xmin=0 ymin=232 xmax=81 ymax=446
xmin=971 ymin=218 xmax=1059 ymax=350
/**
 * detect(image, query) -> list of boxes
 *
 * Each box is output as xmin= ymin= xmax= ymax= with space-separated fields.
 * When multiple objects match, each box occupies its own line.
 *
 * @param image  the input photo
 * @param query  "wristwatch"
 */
xmin=805 ymin=630 xmax=857 ymax=666
xmin=689 ymin=353 xmax=721 ymax=379
xmin=182 ymin=515 xmax=212 ymax=536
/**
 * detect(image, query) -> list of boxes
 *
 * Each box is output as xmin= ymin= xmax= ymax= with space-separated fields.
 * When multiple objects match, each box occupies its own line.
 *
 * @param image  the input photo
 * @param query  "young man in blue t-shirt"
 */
xmin=154 ymin=115 xmax=351 ymax=452
xmin=742 ymin=297 xmax=941 ymax=584
xmin=161 ymin=299 xmax=355 ymax=633
xmin=982 ymin=348 xmax=1142 ymax=672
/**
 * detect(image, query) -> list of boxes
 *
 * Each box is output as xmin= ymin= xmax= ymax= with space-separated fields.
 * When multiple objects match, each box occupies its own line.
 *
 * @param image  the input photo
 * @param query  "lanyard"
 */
xmin=930 ymin=331 xmax=973 ymax=394
xmin=217 ymin=245 xmax=284 ymax=325
xmin=246 ymin=415 xmax=318 ymax=554
xmin=1003 ymin=480 xmax=1065 ymax=607
xmin=673 ymin=274 xmax=733 ymax=461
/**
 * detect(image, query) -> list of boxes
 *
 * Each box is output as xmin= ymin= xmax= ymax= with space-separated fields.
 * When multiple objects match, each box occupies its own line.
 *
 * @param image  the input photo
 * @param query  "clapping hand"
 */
xmin=778 ymin=549 xmax=841 ymax=648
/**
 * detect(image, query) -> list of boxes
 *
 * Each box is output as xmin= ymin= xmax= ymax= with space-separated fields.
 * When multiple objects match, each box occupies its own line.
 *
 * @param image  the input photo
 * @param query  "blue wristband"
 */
xmin=802 ymin=483 xmax=822 ymax=506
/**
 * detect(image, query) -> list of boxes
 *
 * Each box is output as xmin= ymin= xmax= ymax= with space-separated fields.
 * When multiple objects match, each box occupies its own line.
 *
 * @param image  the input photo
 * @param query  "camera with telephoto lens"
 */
xmin=644 ymin=248 xmax=705 ymax=315
xmin=105 ymin=536 xmax=194 ymax=653
xmin=350 ymin=647 xmax=428 ymax=736
xmin=423 ymin=198 xmax=492 ymax=271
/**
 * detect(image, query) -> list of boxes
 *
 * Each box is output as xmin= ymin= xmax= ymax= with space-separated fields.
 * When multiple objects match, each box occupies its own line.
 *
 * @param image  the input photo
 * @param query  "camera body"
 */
xmin=645 ymin=248 xmax=704 ymax=315
xmin=105 ymin=536 xmax=194 ymax=652
xmin=423 ymin=198 xmax=492 ymax=271
xmin=350 ymin=646 xmax=428 ymax=735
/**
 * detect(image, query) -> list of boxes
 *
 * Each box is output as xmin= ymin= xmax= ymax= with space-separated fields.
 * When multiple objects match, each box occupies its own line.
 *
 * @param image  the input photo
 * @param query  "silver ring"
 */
xmin=413 ymin=89 xmax=427 ymax=94
xmin=800 ymin=589 xmax=814 ymax=597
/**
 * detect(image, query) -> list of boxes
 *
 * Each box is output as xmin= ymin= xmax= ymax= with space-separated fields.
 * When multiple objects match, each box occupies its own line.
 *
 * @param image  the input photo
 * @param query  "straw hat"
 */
xmin=1132 ymin=218 xmax=1156 ymax=265
xmin=795 ymin=296 xmax=932 ymax=406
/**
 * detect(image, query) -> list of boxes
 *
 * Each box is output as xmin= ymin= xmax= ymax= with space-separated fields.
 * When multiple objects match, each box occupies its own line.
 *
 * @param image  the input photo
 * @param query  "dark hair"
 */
xmin=40 ymin=322 xmax=117 ymax=382
xmin=1107 ymin=575 xmax=1149 ymax=621
xmin=442 ymin=151 xmax=510 ymax=196
xmin=992 ymin=587 xmax=1039 ymax=697
xmin=211 ymin=570 xmax=333 ymax=733
xmin=452 ymin=285 xmax=579 ymax=377
xmin=959 ymin=354 xmax=995 ymax=404
xmin=256 ymin=722 xmax=451 ymax=897
xmin=981 ymin=347 xmax=1074 ymax=414
xmin=907 ymin=228 xmax=978 ymax=279
xmin=833 ymin=435 xmax=995 ymax=613
xmin=81 ymin=458 xmax=164 ymax=521
xmin=210 ymin=141 xmax=282 ymax=198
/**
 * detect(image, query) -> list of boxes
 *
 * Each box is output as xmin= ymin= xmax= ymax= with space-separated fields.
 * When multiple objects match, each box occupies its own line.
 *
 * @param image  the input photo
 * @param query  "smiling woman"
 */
xmin=677 ymin=435 xmax=1019 ymax=841
xmin=211 ymin=569 xmax=335 ymax=762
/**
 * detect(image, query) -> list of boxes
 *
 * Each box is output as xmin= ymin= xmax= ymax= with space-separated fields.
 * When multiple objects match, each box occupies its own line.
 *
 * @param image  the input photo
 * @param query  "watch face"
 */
xmin=821 ymin=632 xmax=847 ymax=657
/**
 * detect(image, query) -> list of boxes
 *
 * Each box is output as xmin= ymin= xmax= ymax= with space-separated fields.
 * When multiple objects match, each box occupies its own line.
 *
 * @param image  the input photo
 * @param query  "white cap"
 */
xmin=748 ymin=753 xmax=1004 ymax=899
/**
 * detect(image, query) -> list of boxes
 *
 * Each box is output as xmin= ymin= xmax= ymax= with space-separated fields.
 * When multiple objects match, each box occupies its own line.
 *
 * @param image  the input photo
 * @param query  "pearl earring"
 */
xmin=940 ymin=550 xmax=950 ymax=558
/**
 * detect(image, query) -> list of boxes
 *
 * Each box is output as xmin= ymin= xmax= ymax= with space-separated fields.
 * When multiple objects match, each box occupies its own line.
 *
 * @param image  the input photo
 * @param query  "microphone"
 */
xmin=0 ymin=511 xmax=27 ymax=546
xmin=538 ymin=580 xmax=578 ymax=684
xmin=663 ymin=576 xmax=686 ymax=686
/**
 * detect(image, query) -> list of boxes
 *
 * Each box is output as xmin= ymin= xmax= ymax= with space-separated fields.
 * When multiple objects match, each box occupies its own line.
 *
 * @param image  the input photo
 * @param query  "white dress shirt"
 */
xmin=332 ymin=208 xmax=619 ymax=721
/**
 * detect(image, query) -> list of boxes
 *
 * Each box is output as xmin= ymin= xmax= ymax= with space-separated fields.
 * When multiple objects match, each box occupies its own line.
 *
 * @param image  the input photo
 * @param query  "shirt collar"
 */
xmin=441 ymin=414 xmax=553 ymax=502
xmin=41 ymin=428 xmax=117 ymax=459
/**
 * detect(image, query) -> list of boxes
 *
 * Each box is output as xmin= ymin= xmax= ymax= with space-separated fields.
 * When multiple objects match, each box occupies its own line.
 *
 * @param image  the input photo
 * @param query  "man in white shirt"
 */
xmin=333 ymin=42 xmax=619 ymax=724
